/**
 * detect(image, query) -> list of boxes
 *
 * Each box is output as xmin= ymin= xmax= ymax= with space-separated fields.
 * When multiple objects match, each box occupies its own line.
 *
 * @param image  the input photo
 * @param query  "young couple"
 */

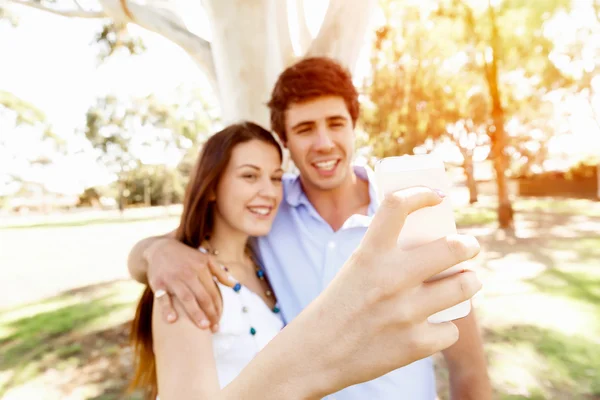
xmin=127 ymin=57 xmax=491 ymax=399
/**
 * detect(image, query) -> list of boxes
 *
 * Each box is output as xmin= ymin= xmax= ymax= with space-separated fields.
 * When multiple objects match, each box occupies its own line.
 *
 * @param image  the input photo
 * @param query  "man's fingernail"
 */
xmin=228 ymin=275 xmax=236 ymax=284
xmin=200 ymin=319 xmax=210 ymax=329
xmin=167 ymin=313 xmax=176 ymax=322
xmin=221 ymin=264 xmax=229 ymax=272
xmin=433 ymin=189 xmax=446 ymax=198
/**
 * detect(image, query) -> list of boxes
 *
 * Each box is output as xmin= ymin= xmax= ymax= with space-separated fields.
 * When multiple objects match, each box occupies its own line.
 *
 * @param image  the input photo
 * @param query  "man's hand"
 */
xmin=144 ymin=237 xmax=236 ymax=331
xmin=314 ymin=186 xmax=482 ymax=391
xmin=222 ymin=186 xmax=483 ymax=400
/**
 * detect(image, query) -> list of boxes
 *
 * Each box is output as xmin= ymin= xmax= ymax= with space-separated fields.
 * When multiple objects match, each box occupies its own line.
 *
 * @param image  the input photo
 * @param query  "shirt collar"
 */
xmin=285 ymin=164 xmax=379 ymax=217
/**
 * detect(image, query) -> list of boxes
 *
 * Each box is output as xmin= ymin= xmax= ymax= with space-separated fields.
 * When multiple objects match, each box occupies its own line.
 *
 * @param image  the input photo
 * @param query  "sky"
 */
xmin=0 ymin=0 xmax=598 ymax=196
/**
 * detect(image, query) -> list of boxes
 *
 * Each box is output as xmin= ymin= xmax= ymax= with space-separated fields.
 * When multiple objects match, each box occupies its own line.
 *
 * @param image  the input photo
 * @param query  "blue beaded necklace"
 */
xmin=199 ymin=244 xmax=281 ymax=337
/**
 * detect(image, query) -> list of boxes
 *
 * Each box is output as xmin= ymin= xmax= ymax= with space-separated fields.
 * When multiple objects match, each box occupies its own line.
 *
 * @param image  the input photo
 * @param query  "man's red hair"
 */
xmin=267 ymin=56 xmax=360 ymax=142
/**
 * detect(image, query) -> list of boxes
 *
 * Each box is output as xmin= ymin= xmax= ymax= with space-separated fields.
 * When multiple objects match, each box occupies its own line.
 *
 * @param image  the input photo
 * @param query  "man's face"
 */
xmin=284 ymin=96 xmax=355 ymax=191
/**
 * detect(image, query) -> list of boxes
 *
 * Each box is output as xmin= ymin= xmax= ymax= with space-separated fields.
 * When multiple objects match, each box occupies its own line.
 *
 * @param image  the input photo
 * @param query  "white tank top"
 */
xmin=156 ymin=282 xmax=283 ymax=399
xmin=211 ymin=282 xmax=284 ymax=387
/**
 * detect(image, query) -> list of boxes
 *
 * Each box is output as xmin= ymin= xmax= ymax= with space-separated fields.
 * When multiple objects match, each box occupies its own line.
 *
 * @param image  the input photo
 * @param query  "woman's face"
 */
xmin=213 ymin=139 xmax=284 ymax=237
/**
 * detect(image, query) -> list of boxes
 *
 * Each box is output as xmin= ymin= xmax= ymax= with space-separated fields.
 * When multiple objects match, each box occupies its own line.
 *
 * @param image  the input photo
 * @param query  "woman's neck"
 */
xmin=206 ymin=222 xmax=250 ymax=266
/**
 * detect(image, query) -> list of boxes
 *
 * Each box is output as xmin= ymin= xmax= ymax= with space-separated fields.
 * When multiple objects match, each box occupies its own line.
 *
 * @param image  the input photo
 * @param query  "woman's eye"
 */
xmin=243 ymin=174 xmax=258 ymax=181
xmin=272 ymin=176 xmax=283 ymax=183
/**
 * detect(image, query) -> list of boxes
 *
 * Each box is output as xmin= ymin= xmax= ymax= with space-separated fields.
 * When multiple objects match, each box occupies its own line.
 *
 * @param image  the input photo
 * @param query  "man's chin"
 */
xmin=309 ymin=175 xmax=346 ymax=191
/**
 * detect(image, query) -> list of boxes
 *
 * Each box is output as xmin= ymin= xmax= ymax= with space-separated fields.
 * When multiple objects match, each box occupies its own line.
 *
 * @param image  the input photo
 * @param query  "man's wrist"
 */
xmin=222 ymin=301 xmax=342 ymax=400
xmin=142 ymin=236 xmax=170 ymax=266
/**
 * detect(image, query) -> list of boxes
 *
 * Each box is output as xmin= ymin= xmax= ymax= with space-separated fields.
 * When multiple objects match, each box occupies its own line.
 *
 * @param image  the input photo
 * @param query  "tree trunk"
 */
xmin=486 ymin=1 xmax=513 ymax=229
xmin=143 ymin=177 xmax=151 ymax=207
xmin=118 ymin=178 xmax=126 ymax=214
xmin=463 ymin=152 xmax=478 ymax=204
xmin=201 ymin=0 xmax=287 ymax=126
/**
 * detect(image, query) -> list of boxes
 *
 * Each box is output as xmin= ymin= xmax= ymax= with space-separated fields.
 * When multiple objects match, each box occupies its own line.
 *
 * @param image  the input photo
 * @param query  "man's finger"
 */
xmin=416 ymin=270 xmax=481 ymax=320
xmin=170 ymin=280 xmax=211 ymax=329
xmin=362 ymin=186 xmax=443 ymax=250
xmin=194 ymin=267 xmax=221 ymax=326
xmin=417 ymin=321 xmax=460 ymax=358
xmin=154 ymin=286 xmax=178 ymax=323
xmin=208 ymin=256 xmax=236 ymax=288
xmin=400 ymin=234 xmax=480 ymax=283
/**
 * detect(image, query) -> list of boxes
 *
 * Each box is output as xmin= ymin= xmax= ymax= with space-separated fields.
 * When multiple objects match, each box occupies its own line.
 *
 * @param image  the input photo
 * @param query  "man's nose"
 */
xmin=313 ymin=128 xmax=334 ymax=152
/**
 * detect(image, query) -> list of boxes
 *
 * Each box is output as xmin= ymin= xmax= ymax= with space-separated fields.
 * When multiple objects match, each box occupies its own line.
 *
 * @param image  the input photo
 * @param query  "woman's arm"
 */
xmin=152 ymin=298 xmax=221 ymax=400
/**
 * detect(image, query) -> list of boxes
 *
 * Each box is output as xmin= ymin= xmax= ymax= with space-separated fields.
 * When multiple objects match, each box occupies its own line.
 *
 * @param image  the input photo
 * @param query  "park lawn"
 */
xmin=0 ymin=280 xmax=145 ymax=400
xmin=0 ymin=197 xmax=598 ymax=399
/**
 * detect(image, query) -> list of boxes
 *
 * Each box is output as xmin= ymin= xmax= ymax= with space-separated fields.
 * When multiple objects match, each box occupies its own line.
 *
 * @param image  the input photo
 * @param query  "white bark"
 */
xmin=8 ymin=0 xmax=106 ymax=18
xmin=295 ymin=0 xmax=312 ymax=53
xmin=202 ymin=0 xmax=291 ymax=126
xmin=307 ymin=0 xmax=377 ymax=69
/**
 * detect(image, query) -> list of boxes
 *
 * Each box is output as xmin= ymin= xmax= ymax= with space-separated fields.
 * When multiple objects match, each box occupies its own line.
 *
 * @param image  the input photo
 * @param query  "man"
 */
xmin=128 ymin=57 xmax=491 ymax=399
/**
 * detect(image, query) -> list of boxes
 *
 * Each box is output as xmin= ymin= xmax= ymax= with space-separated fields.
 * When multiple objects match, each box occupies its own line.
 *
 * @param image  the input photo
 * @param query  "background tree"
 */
xmin=362 ymin=2 xmax=490 ymax=204
xmin=434 ymin=0 xmax=572 ymax=228
xmin=84 ymin=89 xmax=213 ymax=211
xmin=0 ymin=91 xmax=65 ymax=192
xmin=364 ymin=0 xmax=572 ymax=228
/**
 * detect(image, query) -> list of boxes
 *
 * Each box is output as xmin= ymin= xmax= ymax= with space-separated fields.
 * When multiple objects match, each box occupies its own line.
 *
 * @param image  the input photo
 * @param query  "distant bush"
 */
xmin=515 ymin=157 xmax=598 ymax=181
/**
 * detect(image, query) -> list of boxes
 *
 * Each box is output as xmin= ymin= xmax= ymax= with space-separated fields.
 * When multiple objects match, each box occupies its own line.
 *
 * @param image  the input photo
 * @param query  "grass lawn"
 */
xmin=1 ymin=198 xmax=599 ymax=399
xmin=0 ymin=280 xmax=145 ymax=399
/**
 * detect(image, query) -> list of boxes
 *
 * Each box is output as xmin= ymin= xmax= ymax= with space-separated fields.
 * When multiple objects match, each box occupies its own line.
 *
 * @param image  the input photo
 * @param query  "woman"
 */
xmin=129 ymin=121 xmax=285 ymax=399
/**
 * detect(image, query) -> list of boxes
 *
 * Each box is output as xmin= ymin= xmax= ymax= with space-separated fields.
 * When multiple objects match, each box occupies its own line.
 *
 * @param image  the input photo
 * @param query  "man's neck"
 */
xmin=301 ymin=167 xmax=371 ymax=231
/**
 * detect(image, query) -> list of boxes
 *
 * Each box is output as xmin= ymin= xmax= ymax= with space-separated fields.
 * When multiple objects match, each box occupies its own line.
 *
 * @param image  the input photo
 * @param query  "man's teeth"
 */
xmin=314 ymin=160 xmax=337 ymax=171
xmin=249 ymin=207 xmax=271 ymax=216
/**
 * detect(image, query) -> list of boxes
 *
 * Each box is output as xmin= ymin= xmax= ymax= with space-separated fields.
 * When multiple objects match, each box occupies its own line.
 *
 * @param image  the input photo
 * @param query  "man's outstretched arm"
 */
xmin=217 ymin=187 xmax=483 ymax=400
xmin=127 ymin=232 xmax=174 ymax=284
xmin=442 ymin=308 xmax=492 ymax=400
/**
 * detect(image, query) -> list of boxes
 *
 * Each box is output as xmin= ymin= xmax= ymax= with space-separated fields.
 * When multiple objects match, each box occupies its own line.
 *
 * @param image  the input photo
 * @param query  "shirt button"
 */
xmin=328 ymin=241 xmax=336 ymax=249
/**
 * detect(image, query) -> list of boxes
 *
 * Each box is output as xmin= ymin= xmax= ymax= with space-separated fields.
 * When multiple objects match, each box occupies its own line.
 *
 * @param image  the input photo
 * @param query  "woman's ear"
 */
xmin=208 ymin=190 xmax=216 ymax=202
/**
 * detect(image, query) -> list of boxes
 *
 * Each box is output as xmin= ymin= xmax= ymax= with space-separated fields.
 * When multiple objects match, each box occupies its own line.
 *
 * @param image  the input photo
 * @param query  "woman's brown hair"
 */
xmin=128 ymin=121 xmax=282 ymax=399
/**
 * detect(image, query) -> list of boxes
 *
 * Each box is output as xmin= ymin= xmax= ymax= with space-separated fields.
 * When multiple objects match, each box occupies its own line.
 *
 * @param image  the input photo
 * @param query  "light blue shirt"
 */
xmin=256 ymin=165 xmax=436 ymax=400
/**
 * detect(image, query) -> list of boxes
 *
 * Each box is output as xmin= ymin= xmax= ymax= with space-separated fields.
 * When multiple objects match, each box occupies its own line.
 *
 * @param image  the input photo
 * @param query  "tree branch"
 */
xmin=8 ymin=0 xmax=106 ymax=18
xmin=306 ymin=0 xmax=377 ymax=70
xmin=295 ymin=0 xmax=312 ymax=53
xmin=275 ymin=0 xmax=295 ymax=66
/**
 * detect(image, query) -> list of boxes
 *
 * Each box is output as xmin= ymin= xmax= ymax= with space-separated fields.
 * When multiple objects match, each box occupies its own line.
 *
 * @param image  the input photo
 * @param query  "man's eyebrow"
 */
xmin=291 ymin=120 xmax=314 ymax=131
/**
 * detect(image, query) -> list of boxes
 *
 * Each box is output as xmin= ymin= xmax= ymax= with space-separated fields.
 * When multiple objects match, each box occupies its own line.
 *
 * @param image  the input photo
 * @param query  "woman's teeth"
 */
xmin=314 ymin=160 xmax=337 ymax=171
xmin=248 ymin=207 xmax=271 ymax=216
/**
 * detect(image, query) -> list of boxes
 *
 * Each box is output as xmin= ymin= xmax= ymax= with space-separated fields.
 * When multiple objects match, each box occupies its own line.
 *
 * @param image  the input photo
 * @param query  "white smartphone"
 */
xmin=374 ymin=154 xmax=471 ymax=323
